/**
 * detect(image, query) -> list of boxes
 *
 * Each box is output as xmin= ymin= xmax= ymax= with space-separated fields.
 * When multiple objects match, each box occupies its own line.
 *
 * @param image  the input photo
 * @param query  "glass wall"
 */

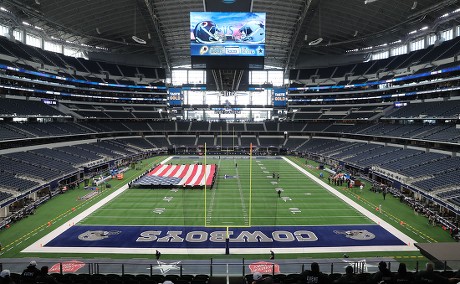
xmin=427 ymin=34 xmax=437 ymax=45
xmin=372 ymin=51 xmax=389 ymax=60
xmin=63 ymin=47 xmax=85 ymax=58
xmin=184 ymin=108 xmax=271 ymax=122
xmin=390 ymin=45 xmax=407 ymax=56
xmin=410 ymin=38 xmax=424 ymax=51
xmin=44 ymin=41 xmax=62 ymax=53
xmin=0 ymin=24 xmax=8 ymax=37
xmin=12 ymin=29 xmax=22 ymax=41
xmin=173 ymin=69 xmax=276 ymax=122
xmin=171 ymin=70 xmax=206 ymax=85
xmin=440 ymin=28 xmax=453 ymax=41
xmin=249 ymin=70 xmax=284 ymax=86
xmin=25 ymin=33 xmax=41 ymax=48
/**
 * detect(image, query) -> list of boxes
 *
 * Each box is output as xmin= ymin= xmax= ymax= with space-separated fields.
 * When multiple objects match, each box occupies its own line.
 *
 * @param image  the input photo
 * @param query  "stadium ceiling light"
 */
xmin=309 ymin=38 xmax=323 ymax=45
xmin=364 ymin=0 xmax=378 ymax=4
xmin=132 ymin=35 xmax=146 ymax=44
xmin=0 ymin=6 xmax=12 ymax=14
xmin=310 ymin=3 xmax=323 ymax=46
xmin=131 ymin=1 xmax=146 ymax=45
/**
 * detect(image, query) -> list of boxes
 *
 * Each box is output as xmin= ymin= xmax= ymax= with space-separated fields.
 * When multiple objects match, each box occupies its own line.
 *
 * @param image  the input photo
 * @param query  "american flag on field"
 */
xmin=133 ymin=164 xmax=216 ymax=187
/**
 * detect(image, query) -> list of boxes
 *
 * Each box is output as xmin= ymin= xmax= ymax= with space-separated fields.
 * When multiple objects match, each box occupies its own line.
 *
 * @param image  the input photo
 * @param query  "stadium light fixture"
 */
xmin=131 ymin=1 xmax=147 ymax=45
xmin=309 ymin=2 xmax=323 ymax=46
xmin=132 ymin=35 xmax=146 ymax=44
xmin=364 ymin=0 xmax=378 ymax=4
xmin=309 ymin=38 xmax=323 ymax=45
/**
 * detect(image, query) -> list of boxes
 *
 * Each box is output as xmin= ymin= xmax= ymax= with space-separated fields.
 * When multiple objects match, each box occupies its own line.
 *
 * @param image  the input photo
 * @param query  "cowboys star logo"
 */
xmin=152 ymin=260 xmax=181 ymax=275
xmin=333 ymin=230 xmax=375 ymax=240
xmin=77 ymin=230 xmax=121 ymax=241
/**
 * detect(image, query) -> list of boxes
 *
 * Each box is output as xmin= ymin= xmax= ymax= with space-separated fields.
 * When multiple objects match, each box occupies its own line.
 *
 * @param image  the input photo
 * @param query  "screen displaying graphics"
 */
xmin=168 ymin=88 xmax=183 ymax=106
xmin=190 ymin=12 xmax=266 ymax=57
xmin=273 ymin=89 xmax=287 ymax=107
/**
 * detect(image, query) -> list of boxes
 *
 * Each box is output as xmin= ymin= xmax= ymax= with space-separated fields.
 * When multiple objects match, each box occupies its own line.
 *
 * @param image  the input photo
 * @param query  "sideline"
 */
xmin=282 ymin=156 xmax=417 ymax=250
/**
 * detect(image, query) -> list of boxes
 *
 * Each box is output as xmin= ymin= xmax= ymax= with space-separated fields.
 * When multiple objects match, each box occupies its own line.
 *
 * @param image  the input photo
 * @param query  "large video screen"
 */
xmin=190 ymin=12 xmax=266 ymax=58
xmin=190 ymin=12 xmax=265 ymax=69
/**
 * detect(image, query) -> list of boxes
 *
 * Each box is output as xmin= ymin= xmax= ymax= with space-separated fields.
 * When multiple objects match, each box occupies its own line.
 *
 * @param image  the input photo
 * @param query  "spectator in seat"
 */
xmin=0 ymin=270 xmax=14 ymax=284
xmin=299 ymin=262 xmax=330 ymax=284
xmin=393 ymin=263 xmax=413 ymax=283
xmin=252 ymin=272 xmax=273 ymax=284
xmin=35 ymin=266 xmax=58 ymax=284
xmin=334 ymin=266 xmax=358 ymax=284
xmin=371 ymin=261 xmax=393 ymax=284
xmin=415 ymin=262 xmax=451 ymax=284
xmin=21 ymin=261 xmax=40 ymax=284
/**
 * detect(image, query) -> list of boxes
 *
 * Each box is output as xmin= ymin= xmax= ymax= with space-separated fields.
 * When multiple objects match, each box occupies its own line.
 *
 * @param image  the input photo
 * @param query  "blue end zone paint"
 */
xmin=45 ymin=225 xmax=405 ymax=249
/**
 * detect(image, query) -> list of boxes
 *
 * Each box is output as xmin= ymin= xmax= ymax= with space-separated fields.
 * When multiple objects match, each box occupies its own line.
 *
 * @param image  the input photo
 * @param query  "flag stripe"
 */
xmin=205 ymin=165 xmax=216 ymax=186
xmin=163 ymin=165 xmax=177 ymax=177
xmin=182 ymin=165 xmax=199 ymax=185
xmin=156 ymin=165 xmax=173 ymax=177
xmin=148 ymin=164 xmax=165 ymax=176
xmin=170 ymin=165 xmax=184 ymax=177
xmin=178 ymin=165 xmax=190 ymax=179
xmin=144 ymin=164 xmax=216 ymax=187
xmin=190 ymin=166 xmax=206 ymax=186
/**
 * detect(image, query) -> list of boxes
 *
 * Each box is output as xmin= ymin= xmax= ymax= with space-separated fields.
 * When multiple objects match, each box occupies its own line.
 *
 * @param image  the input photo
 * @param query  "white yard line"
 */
xmin=281 ymin=157 xmax=417 ymax=250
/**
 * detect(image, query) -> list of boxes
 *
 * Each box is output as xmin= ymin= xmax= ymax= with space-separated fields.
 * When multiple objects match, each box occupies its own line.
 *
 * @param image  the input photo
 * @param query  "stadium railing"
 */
xmin=0 ymin=259 xmax=459 ymax=277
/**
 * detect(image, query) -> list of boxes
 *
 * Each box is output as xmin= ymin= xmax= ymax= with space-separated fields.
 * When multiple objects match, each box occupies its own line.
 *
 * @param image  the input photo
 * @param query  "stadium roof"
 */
xmin=0 ymin=0 xmax=459 ymax=71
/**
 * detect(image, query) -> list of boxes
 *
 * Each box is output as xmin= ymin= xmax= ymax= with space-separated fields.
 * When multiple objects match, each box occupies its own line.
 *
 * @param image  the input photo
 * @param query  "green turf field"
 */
xmin=80 ymin=156 xmax=372 ymax=228
xmin=0 ymin=155 xmax=455 ymax=260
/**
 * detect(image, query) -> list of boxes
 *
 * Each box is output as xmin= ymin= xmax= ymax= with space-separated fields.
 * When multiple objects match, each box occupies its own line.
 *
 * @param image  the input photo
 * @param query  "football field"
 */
xmin=23 ymin=155 xmax=417 ymax=255
xmin=80 ymin=156 xmax=371 ymax=227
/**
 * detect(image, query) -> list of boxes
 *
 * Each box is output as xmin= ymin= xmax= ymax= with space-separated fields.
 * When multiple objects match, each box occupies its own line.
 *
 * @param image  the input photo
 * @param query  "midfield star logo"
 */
xmin=153 ymin=260 xmax=181 ymax=275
